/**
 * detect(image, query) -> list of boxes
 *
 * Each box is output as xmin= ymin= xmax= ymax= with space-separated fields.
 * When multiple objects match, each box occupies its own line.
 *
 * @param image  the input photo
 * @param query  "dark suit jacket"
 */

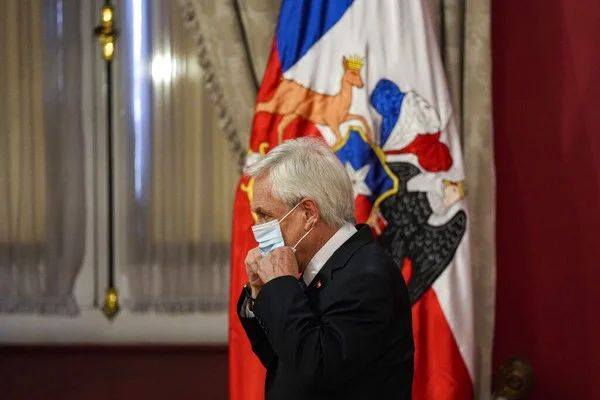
xmin=238 ymin=225 xmax=414 ymax=400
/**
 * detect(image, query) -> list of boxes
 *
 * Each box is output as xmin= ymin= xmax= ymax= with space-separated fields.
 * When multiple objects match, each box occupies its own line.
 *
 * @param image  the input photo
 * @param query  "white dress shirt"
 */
xmin=243 ymin=222 xmax=357 ymax=318
xmin=301 ymin=222 xmax=357 ymax=286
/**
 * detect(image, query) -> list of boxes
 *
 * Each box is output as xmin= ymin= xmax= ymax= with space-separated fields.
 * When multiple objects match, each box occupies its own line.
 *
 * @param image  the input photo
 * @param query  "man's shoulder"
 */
xmin=341 ymin=237 xmax=399 ymax=280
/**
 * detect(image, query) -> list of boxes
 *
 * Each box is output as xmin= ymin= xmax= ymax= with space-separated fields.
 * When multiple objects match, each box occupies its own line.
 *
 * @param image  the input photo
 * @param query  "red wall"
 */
xmin=0 ymin=346 xmax=227 ymax=400
xmin=492 ymin=0 xmax=600 ymax=399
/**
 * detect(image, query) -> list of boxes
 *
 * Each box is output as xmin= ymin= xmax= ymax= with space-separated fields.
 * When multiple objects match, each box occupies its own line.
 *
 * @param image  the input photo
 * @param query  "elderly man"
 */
xmin=238 ymin=138 xmax=414 ymax=400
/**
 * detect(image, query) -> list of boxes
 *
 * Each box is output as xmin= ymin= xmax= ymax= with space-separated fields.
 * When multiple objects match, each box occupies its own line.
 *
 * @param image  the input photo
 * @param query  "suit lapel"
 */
xmin=306 ymin=224 xmax=374 ymax=293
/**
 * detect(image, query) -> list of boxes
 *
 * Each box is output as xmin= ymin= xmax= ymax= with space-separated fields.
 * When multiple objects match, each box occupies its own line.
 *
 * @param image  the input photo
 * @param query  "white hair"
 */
xmin=244 ymin=138 xmax=355 ymax=228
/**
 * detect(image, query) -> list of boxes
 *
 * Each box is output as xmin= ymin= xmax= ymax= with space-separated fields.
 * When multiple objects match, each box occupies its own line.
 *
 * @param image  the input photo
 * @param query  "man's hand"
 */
xmin=256 ymin=247 xmax=299 ymax=284
xmin=245 ymin=248 xmax=264 ymax=298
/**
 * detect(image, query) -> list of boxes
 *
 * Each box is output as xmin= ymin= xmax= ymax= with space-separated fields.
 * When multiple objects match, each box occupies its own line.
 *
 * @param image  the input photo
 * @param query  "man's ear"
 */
xmin=301 ymin=199 xmax=319 ymax=230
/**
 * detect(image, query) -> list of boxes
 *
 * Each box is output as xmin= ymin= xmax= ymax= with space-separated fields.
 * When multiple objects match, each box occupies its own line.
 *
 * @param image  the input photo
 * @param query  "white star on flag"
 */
xmin=345 ymin=162 xmax=372 ymax=198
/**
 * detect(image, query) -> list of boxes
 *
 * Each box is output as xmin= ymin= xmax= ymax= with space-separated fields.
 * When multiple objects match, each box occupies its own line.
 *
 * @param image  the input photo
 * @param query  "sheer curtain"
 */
xmin=0 ymin=0 xmax=86 ymax=315
xmin=115 ymin=0 xmax=236 ymax=312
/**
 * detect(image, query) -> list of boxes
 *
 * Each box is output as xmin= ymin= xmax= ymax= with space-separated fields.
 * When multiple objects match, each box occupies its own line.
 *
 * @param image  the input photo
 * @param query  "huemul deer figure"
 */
xmin=255 ymin=56 xmax=371 ymax=145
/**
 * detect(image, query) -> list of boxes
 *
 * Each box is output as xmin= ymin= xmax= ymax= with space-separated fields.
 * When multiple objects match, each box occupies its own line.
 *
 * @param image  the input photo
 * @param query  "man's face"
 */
xmin=251 ymin=174 xmax=308 ymax=262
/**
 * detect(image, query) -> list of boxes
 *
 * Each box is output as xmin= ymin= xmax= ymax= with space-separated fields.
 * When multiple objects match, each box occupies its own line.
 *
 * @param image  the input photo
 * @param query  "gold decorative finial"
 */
xmin=102 ymin=286 xmax=120 ymax=320
xmin=95 ymin=5 xmax=118 ymax=61
xmin=344 ymin=55 xmax=365 ymax=72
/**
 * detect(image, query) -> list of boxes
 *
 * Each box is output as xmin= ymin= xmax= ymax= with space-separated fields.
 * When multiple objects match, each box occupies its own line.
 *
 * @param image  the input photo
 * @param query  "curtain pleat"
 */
xmin=178 ymin=0 xmax=280 ymax=167
xmin=428 ymin=1 xmax=496 ymax=398
xmin=0 ymin=0 xmax=86 ymax=315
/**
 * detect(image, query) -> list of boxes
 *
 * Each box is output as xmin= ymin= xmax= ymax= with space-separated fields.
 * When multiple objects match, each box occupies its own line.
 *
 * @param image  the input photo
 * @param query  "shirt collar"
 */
xmin=302 ymin=222 xmax=357 ymax=285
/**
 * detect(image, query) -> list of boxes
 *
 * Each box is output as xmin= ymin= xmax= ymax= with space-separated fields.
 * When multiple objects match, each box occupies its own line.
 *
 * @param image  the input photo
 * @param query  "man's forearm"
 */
xmin=237 ymin=287 xmax=277 ymax=368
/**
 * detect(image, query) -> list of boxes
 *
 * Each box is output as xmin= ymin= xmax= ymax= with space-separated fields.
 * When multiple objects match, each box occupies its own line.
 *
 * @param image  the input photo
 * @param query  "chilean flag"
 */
xmin=229 ymin=1 xmax=474 ymax=399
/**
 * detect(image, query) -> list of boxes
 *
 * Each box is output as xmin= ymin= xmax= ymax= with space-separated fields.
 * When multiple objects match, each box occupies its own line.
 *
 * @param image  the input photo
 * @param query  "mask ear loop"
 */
xmin=279 ymin=201 xmax=302 ymax=223
xmin=282 ymin=200 xmax=313 ymax=252
xmin=292 ymin=225 xmax=314 ymax=253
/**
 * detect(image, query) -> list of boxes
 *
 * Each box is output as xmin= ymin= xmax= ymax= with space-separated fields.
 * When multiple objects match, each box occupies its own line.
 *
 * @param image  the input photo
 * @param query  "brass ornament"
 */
xmin=94 ymin=5 xmax=118 ymax=61
xmin=493 ymin=357 xmax=534 ymax=399
xmin=102 ymin=287 xmax=120 ymax=319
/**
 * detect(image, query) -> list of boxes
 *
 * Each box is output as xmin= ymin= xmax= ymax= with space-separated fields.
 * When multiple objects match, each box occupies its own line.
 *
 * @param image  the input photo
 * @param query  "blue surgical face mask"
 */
xmin=251 ymin=202 xmax=314 ymax=255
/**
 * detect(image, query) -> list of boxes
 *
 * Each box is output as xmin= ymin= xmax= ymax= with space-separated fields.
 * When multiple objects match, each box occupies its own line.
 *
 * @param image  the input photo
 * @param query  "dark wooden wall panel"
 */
xmin=0 ymin=346 xmax=228 ymax=400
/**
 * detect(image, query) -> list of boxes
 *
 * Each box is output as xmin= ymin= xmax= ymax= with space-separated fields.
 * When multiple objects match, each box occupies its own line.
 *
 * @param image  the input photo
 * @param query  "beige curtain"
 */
xmin=428 ymin=1 xmax=496 ymax=399
xmin=0 ymin=0 xmax=86 ymax=315
xmin=114 ymin=0 xmax=237 ymax=312
xmin=178 ymin=0 xmax=280 ymax=166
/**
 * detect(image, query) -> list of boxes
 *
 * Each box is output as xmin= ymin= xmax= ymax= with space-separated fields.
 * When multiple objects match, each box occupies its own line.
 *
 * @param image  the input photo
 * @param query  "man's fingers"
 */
xmin=255 ymin=256 xmax=273 ymax=281
xmin=254 ymin=247 xmax=299 ymax=285
xmin=245 ymin=247 xmax=262 ymax=271
xmin=250 ymin=258 xmax=261 ymax=274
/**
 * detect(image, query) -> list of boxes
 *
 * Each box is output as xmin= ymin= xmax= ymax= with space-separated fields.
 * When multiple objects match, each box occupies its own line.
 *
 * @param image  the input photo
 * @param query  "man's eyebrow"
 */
xmin=253 ymin=207 xmax=272 ymax=216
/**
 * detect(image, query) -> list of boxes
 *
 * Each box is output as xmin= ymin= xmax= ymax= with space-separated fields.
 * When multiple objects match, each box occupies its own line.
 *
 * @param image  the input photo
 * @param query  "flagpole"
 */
xmin=95 ymin=0 xmax=120 ymax=320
